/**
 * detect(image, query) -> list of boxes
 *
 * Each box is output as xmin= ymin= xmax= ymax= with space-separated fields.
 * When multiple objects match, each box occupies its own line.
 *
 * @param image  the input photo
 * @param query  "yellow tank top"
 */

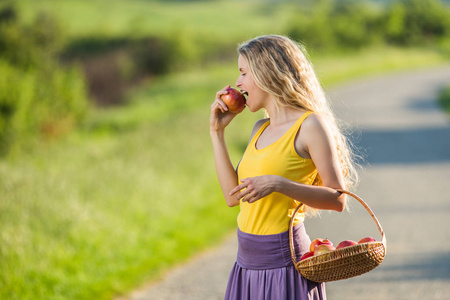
xmin=237 ymin=111 xmax=318 ymax=235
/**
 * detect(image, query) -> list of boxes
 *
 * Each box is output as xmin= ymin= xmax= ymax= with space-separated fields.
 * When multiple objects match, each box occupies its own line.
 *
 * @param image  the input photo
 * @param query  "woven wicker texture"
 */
xmin=289 ymin=189 xmax=387 ymax=283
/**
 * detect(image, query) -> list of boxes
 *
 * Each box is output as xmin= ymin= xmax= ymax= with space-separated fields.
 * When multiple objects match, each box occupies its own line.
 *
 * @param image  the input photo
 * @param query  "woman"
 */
xmin=209 ymin=35 xmax=357 ymax=300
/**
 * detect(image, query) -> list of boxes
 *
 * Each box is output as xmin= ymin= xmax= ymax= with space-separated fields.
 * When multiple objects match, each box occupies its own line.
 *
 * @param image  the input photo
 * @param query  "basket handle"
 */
xmin=289 ymin=189 xmax=386 ymax=266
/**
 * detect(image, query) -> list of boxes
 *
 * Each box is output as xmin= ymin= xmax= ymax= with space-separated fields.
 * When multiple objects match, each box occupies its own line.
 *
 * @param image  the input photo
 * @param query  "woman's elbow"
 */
xmin=335 ymin=193 xmax=346 ymax=212
xmin=226 ymin=198 xmax=240 ymax=207
xmin=335 ymin=202 xmax=345 ymax=212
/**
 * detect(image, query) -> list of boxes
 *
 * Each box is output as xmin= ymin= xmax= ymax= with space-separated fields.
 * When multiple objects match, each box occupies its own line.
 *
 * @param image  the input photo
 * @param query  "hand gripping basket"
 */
xmin=289 ymin=189 xmax=387 ymax=283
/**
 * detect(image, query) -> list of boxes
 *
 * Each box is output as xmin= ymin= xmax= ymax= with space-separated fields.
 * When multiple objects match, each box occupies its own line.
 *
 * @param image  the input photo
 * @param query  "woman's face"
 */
xmin=236 ymin=55 xmax=270 ymax=112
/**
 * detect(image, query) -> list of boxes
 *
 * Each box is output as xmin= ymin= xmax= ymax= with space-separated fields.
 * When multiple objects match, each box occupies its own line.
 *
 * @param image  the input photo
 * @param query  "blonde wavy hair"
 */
xmin=238 ymin=35 xmax=358 ymax=213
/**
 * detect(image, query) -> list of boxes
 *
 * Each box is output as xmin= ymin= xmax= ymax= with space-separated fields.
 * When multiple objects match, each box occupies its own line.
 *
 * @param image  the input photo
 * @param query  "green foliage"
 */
xmin=0 ymin=4 xmax=89 ymax=154
xmin=288 ymin=0 xmax=384 ymax=51
xmin=0 ymin=60 xmax=89 ymax=153
xmin=287 ymin=0 xmax=450 ymax=52
xmin=331 ymin=0 xmax=384 ymax=48
xmin=65 ymin=36 xmax=175 ymax=76
xmin=438 ymin=84 xmax=450 ymax=114
xmin=288 ymin=0 xmax=337 ymax=50
xmin=0 ymin=5 xmax=66 ymax=68
xmin=63 ymin=36 xmax=178 ymax=106
xmin=384 ymin=0 xmax=450 ymax=45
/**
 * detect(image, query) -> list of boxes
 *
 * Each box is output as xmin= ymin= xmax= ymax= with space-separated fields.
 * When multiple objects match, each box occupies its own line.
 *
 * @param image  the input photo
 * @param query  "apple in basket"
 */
xmin=336 ymin=240 xmax=358 ymax=249
xmin=310 ymin=238 xmax=334 ymax=252
xmin=358 ymin=237 xmax=377 ymax=244
xmin=314 ymin=244 xmax=336 ymax=256
xmin=220 ymin=87 xmax=246 ymax=113
xmin=300 ymin=251 xmax=314 ymax=261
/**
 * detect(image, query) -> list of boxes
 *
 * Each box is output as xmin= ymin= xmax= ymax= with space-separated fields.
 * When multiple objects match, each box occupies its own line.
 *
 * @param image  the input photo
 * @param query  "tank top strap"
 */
xmin=250 ymin=119 xmax=270 ymax=146
xmin=250 ymin=111 xmax=314 ymax=151
xmin=282 ymin=111 xmax=314 ymax=144
xmin=294 ymin=111 xmax=314 ymax=129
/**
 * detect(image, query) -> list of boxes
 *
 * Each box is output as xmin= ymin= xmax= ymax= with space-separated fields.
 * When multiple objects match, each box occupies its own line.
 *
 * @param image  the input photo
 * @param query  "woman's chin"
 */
xmin=247 ymin=104 xmax=262 ymax=113
xmin=245 ymin=101 xmax=256 ymax=113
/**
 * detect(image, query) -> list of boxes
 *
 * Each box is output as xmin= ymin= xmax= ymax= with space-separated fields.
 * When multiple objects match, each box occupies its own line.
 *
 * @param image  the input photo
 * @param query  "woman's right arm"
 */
xmin=210 ymin=121 xmax=267 ymax=207
xmin=210 ymin=86 xmax=243 ymax=207
xmin=210 ymin=86 xmax=267 ymax=206
xmin=210 ymin=130 xmax=240 ymax=207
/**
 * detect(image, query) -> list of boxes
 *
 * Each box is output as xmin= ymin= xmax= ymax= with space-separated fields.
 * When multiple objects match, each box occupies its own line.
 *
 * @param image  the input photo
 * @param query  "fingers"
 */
xmin=213 ymin=85 xmax=231 ymax=113
xmin=229 ymin=178 xmax=258 ymax=203
xmin=215 ymin=85 xmax=231 ymax=99
xmin=241 ymin=190 xmax=258 ymax=203
xmin=211 ymin=99 xmax=228 ymax=114
xmin=229 ymin=181 xmax=246 ymax=197
xmin=229 ymin=178 xmax=251 ymax=195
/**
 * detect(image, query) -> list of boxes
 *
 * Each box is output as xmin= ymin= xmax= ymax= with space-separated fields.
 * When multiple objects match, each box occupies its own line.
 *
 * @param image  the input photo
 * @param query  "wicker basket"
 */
xmin=289 ymin=189 xmax=387 ymax=283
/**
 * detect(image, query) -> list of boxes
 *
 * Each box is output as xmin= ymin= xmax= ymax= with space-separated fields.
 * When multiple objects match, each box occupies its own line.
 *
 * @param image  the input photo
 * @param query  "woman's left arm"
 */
xmin=284 ymin=113 xmax=346 ymax=211
xmin=230 ymin=114 xmax=346 ymax=212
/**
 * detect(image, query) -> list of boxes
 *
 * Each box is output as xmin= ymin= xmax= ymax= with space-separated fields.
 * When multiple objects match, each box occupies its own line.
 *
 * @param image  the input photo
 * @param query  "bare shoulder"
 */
xmin=303 ymin=112 xmax=325 ymax=126
xmin=297 ymin=113 xmax=334 ymax=157
xmin=302 ymin=113 xmax=330 ymax=137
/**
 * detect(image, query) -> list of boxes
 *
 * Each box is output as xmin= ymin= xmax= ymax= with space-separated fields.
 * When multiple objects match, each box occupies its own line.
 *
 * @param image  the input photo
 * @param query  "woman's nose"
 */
xmin=235 ymin=77 xmax=241 ymax=88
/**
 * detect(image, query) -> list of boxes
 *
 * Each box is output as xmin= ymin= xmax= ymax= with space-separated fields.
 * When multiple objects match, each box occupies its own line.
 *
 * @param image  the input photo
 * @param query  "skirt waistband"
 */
xmin=236 ymin=223 xmax=311 ymax=270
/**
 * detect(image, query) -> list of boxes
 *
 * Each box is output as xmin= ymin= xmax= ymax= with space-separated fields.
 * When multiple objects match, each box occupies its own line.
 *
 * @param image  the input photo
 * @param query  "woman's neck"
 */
xmin=265 ymin=103 xmax=305 ymax=126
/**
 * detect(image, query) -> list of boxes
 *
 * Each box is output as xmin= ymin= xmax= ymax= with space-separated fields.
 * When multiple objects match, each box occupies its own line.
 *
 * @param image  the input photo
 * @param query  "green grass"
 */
xmin=15 ymin=0 xmax=293 ymax=40
xmin=0 ymin=109 xmax=242 ymax=300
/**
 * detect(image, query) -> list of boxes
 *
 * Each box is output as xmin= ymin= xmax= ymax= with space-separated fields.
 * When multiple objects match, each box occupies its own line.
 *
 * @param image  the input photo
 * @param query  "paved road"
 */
xmin=121 ymin=65 xmax=450 ymax=300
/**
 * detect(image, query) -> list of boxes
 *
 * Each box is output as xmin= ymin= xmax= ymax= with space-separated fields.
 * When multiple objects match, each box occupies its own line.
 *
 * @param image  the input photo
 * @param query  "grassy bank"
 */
xmin=1 ymin=43 xmax=449 ymax=300
xmin=15 ymin=0 xmax=292 ymax=40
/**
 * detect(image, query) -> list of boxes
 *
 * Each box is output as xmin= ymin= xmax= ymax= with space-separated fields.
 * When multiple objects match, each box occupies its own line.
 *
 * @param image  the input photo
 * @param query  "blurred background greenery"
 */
xmin=1 ymin=0 xmax=449 ymax=299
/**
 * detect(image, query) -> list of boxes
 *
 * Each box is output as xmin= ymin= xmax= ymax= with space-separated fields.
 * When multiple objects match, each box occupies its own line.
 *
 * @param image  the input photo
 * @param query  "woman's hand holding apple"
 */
xmin=210 ymin=85 xmax=245 ymax=133
xmin=221 ymin=87 xmax=246 ymax=113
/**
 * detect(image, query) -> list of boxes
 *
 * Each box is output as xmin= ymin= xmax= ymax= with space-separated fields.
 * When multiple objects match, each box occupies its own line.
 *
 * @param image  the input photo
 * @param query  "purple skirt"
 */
xmin=225 ymin=223 xmax=326 ymax=300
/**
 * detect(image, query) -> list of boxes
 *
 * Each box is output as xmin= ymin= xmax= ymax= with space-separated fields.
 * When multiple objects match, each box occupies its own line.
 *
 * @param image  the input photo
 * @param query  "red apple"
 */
xmin=300 ymin=251 xmax=314 ymax=261
xmin=314 ymin=244 xmax=335 ymax=256
xmin=336 ymin=240 xmax=358 ymax=249
xmin=310 ymin=238 xmax=334 ymax=252
xmin=358 ymin=237 xmax=376 ymax=244
xmin=220 ymin=87 xmax=246 ymax=113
